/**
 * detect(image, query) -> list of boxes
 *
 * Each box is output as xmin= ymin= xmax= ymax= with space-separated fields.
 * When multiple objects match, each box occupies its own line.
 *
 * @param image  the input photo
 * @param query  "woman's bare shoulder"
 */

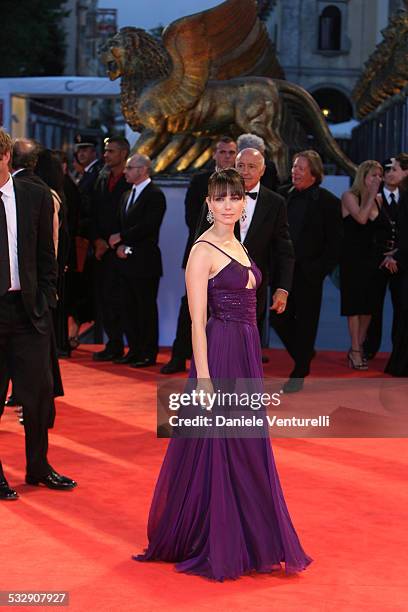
xmin=341 ymin=190 xmax=357 ymax=202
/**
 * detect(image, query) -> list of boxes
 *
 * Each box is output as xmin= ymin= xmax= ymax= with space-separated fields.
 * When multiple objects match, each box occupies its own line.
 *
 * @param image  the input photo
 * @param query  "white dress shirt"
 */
xmin=126 ymin=178 xmax=151 ymax=213
xmin=383 ymin=186 xmax=399 ymax=205
xmin=240 ymin=182 xmax=260 ymax=242
xmin=1 ymin=175 xmax=20 ymax=290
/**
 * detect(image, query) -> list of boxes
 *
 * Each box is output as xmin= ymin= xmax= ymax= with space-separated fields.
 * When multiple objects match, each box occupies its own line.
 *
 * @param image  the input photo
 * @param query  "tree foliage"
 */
xmin=0 ymin=0 xmax=68 ymax=76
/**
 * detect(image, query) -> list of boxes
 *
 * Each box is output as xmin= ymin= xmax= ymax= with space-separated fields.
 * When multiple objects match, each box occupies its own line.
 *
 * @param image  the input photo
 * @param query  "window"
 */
xmin=318 ymin=5 xmax=342 ymax=51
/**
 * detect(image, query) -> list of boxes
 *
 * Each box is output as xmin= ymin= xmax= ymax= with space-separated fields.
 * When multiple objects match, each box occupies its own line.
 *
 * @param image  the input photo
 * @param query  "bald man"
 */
xmin=109 ymin=154 xmax=166 ymax=367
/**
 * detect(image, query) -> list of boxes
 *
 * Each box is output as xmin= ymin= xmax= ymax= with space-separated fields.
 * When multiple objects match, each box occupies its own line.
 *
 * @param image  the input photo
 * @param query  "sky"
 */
xmin=98 ymin=0 xmax=222 ymax=30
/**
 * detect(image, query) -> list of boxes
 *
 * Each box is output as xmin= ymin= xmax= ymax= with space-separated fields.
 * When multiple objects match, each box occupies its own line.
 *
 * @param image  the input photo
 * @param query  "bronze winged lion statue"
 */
xmin=101 ymin=0 xmax=356 ymax=177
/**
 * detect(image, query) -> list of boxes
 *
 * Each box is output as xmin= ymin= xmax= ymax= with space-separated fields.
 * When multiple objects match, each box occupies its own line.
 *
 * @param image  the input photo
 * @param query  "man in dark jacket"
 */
xmin=90 ymin=136 xmax=130 ymax=361
xmin=109 ymin=154 xmax=166 ymax=367
xmin=271 ymin=150 xmax=343 ymax=393
xmin=0 ymin=129 xmax=76 ymax=499
xmin=76 ymin=140 xmax=104 ymax=238
xmin=364 ymin=154 xmax=408 ymax=359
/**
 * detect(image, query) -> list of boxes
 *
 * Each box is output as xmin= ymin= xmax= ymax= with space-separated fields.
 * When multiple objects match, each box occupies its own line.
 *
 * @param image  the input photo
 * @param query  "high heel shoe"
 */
xmin=347 ymin=349 xmax=368 ymax=370
xmin=69 ymin=335 xmax=80 ymax=350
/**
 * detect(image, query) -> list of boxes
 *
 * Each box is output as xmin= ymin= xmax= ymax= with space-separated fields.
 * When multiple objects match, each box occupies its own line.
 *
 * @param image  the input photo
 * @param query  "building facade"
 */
xmin=62 ymin=0 xmax=118 ymax=138
xmin=264 ymin=0 xmax=405 ymax=123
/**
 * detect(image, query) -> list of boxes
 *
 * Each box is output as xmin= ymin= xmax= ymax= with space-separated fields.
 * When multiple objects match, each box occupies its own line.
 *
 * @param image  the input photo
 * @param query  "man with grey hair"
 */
xmin=237 ymin=133 xmax=279 ymax=192
xmin=109 ymin=154 xmax=166 ymax=367
xmin=237 ymin=133 xmax=266 ymax=153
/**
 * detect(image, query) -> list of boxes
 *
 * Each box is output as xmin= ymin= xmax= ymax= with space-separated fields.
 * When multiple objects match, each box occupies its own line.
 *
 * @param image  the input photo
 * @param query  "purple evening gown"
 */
xmin=135 ymin=241 xmax=312 ymax=580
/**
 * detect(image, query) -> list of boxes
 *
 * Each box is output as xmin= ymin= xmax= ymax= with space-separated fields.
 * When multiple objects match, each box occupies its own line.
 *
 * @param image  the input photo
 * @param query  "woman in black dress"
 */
xmin=340 ymin=160 xmax=383 ymax=369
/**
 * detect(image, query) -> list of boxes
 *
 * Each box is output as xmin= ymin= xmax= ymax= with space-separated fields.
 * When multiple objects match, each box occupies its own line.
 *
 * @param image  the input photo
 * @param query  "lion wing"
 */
xmin=144 ymin=0 xmax=280 ymax=118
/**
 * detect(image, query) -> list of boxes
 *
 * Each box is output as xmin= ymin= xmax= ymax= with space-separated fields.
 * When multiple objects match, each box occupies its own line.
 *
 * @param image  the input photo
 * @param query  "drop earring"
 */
xmin=206 ymin=208 xmax=214 ymax=223
xmin=240 ymin=207 xmax=247 ymax=222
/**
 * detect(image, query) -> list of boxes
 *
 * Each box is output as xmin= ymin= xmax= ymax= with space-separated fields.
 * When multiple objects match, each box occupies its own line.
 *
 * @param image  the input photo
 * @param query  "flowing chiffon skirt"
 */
xmin=136 ymin=316 xmax=312 ymax=580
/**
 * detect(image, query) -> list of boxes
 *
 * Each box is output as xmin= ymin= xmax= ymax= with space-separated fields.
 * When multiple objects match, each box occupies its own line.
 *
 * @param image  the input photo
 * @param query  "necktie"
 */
xmin=125 ymin=188 xmax=136 ymax=213
xmin=388 ymin=192 xmax=398 ymax=221
xmin=245 ymin=192 xmax=257 ymax=200
xmin=0 ymin=191 xmax=11 ymax=295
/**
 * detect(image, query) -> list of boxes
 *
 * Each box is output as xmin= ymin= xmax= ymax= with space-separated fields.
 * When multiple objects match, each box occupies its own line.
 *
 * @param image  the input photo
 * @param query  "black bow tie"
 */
xmin=245 ymin=191 xmax=257 ymax=200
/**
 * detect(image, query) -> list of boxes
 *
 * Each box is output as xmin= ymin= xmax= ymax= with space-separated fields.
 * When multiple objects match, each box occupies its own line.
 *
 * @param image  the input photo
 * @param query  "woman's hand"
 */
xmin=367 ymin=175 xmax=382 ymax=199
xmin=195 ymin=378 xmax=215 ymax=411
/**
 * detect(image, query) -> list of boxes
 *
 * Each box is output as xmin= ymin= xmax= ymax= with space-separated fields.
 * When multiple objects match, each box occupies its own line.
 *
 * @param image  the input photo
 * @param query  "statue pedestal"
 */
xmin=156 ymin=177 xmax=190 ymax=347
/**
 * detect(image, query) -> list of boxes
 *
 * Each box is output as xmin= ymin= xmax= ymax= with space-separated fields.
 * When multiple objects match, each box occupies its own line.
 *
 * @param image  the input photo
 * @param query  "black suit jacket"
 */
xmin=242 ymin=186 xmax=294 ymax=292
xmin=12 ymin=178 xmax=57 ymax=334
xmin=117 ymin=181 xmax=166 ymax=279
xmin=77 ymin=160 xmax=103 ymax=238
xmin=395 ymin=194 xmax=408 ymax=308
xmin=279 ymin=184 xmax=342 ymax=284
xmin=13 ymin=168 xmax=48 ymax=188
xmin=182 ymin=170 xmax=213 ymax=268
xmin=78 ymin=160 xmax=104 ymax=194
xmin=90 ymin=171 xmax=129 ymax=242
xmin=261 ymin=159 xmax=279 ymax=192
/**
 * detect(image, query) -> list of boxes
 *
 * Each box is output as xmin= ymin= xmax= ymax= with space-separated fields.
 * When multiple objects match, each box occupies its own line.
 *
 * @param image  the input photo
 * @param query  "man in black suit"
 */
xmin=90 ymin=137 xmax=130 ymax=361
xmin=271 ymin=150 xmax=342 ymax=393
xmin=364 ymin=154 xmax=408 ymax=359
xmin=76 ymin=141 xmax=103 ymax=185
xmin=234 ymin=148 xmax=294 ymax=327
xmin=7 ymin=139 xmax=65 ymax=418
xmin=236 ymin=133 xmax=279 ymax=192
xmin=193 ymin=147 xmax=294 ymax=334
xmin=109 ymin=155 xmax=166 ymax=367
xmin=10 ymin=138 xmax=43 ymax=184
xmin=161 ymin=136 xmax=237 ymax=373
xmin=5 ymin=138 xmax=50 ymax=409
xmin=76 ymin=141 xmax=104 ymax=238
xmin=0 ymin=128 xmax=76 ymax=500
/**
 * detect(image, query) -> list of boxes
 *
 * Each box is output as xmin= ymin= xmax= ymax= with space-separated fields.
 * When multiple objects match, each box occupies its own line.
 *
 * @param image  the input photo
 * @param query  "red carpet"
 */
xmin=1 ymin=346 xmax=407 ymax=611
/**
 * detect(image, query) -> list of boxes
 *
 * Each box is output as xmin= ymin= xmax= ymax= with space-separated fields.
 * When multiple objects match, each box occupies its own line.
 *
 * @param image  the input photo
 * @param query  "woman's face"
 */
xmin=207 ymin=188 xmax=245 ymax=226
xmin=364 ymin=167 xmax=383 ymax=189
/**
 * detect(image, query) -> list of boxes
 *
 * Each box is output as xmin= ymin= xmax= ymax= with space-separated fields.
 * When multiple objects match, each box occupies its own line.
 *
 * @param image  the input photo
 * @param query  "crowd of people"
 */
xmin=161 ymin=136 xmax=408 ymax=389
xmin=5 ymin=132 xmax=408 ymax=395
xmin=340 ymin=154 xmax=408 ymax=375
xmin=1 ymin=124 xmax=407 ymax=581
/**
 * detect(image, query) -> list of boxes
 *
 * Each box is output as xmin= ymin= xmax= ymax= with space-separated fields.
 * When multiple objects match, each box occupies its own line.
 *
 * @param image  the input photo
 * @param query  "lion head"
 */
xmin=100 ymin=27 xmax=171 ymax=84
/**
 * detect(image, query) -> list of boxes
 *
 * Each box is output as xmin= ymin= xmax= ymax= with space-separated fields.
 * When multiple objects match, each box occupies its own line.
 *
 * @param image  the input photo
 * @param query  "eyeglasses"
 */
xmin=125 ymin=165 xmax=144 ymax=170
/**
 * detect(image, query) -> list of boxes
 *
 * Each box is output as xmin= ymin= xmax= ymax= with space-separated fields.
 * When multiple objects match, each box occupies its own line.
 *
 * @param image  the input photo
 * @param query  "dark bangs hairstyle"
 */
xmin=207 ymin=168 xmax=245 ymax=200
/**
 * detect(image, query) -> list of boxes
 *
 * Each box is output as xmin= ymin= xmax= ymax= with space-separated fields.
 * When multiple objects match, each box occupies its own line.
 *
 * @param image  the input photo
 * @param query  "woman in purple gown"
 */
xmin=135 ymin=169 xmax=312 ymax=580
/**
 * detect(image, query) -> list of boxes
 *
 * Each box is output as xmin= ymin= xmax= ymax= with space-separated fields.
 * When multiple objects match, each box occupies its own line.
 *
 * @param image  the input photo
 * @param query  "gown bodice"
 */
xmin=195 ymin=240 xmax=262 ymax=326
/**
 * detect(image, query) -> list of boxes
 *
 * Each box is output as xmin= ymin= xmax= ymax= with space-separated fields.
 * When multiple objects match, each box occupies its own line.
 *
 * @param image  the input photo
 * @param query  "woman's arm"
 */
xmin=341 ymin=188 xmax=379 ymax=224
xmin=186 ymin=244 xmax=212 ymax=379
xmin=51 ymin=191 xmax=61 ymax=258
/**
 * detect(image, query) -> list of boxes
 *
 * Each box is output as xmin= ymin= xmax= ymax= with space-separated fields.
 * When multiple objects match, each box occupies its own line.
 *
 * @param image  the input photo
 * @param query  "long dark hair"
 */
xmin=35 ymin=148 xmax=64 ymax=198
